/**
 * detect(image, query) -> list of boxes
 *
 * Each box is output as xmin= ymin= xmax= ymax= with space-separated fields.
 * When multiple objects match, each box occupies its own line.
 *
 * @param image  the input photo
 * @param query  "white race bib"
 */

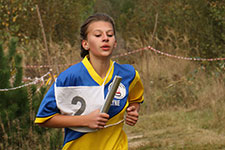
xmin=55 ymin=62 xmax=115 ymax=132
xmin=55 ymin=84 xmax=105 ymax=132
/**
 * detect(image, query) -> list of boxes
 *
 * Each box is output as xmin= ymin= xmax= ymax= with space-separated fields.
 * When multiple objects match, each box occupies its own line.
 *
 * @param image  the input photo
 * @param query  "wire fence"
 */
xmin=1 ymin=45 xmax=224 ymax=92
xmin=0 ymin=71 xmax=50 ymax=92
xmin=24 ymin=45 xmax=225 ymax=69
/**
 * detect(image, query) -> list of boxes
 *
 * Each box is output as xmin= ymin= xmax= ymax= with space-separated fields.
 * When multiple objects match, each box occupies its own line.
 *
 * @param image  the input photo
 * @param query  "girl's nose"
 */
xmin=102 ymin=33 xmax=109 ymax=42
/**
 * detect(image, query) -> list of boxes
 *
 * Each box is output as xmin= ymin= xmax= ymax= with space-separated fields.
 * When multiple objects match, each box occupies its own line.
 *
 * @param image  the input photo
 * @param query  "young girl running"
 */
xmin=35 ymin=13 xmax=144 ymax=150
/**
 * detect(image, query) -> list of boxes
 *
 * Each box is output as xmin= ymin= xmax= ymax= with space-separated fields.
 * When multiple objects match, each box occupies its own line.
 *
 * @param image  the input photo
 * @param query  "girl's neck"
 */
xmin=89 ymin=55 xmax=111 ymax=79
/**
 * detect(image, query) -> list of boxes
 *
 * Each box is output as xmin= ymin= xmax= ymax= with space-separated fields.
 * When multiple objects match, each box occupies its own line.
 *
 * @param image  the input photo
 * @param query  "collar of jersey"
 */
xmin=82 ymin=56 xmax=114 ymax=86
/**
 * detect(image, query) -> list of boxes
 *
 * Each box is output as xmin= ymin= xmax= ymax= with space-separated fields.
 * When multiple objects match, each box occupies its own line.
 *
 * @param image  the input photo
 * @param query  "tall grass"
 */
xmin=1 ymin=28 xmax=224 ymax=149
xmin=19 ymin=40 xmax=82 ymax=78
xmin=121 ymin=29 xmax=225 ymax=149
xmin=0 ymin=86 xmax=63 ymax=150
xmin=118 ymin=28 xmax=224 ymax=114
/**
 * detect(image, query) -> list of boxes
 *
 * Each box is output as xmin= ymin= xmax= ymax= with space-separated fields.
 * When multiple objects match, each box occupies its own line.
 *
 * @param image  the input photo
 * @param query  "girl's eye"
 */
xmin=95 ymin=34 xmax=101 ymax=37
xmin=107 ymin=34 xmax=113 ymax=37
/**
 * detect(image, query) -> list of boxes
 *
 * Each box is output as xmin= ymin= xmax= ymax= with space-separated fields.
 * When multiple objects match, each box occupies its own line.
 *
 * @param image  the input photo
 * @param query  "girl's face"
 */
xmin=82 ymin=21 xmax=117 ymax=60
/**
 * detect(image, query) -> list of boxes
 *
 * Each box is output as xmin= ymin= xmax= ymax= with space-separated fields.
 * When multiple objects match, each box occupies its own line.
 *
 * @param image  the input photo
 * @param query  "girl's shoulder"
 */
xmin=114 ymin=62 xmax=136 ymax=73
xmin=56 ymin=62 xmax=85 ymax=86
xmin=114 ymin=62 xmax=136 ymax=79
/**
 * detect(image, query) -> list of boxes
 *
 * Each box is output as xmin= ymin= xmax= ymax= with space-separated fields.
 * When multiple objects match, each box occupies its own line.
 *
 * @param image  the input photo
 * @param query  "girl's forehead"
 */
xmin=87 ymin=21 xmax=114 ymax=32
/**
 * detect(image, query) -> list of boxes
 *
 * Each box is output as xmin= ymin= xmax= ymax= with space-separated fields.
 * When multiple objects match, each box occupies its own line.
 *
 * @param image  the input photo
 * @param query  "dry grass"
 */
xmin=1 ymin=28 xmax=224 ymax=149
xmin=123 ymin=51 xmax=225 ymax=149
xmin=126 ymin=108 xmax=225 ymax=150
xmin=19 ymin=40 xmax=82 ymax=78
xmin=119 ymin=29 xmax=225 ymax=150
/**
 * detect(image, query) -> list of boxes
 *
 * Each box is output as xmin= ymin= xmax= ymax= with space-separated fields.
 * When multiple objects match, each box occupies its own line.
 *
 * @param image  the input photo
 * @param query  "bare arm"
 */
xmin=38 ymin=109 xmax=109 ymax=129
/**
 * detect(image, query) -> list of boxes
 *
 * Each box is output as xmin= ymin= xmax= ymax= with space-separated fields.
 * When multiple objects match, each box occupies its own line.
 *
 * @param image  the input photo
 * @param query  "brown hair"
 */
xmin=80 ymin=13 xmax=116 ymax=58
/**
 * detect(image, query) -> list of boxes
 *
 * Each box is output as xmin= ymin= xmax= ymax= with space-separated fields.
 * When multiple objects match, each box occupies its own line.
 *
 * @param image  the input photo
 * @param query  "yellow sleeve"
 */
xmin=128 ymin=71 xmax=144 ymax=103
xmin=34 ymin=113 xmax=59 ymax=124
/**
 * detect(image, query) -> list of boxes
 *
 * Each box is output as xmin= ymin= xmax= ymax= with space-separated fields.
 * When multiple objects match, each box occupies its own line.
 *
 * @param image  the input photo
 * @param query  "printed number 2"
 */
xmin=71 ymin=96 xmax=86 ymax=115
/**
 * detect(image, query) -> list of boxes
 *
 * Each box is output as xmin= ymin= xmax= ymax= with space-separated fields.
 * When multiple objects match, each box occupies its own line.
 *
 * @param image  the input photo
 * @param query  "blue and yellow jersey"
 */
xmin=35 ymin=56 xmax=144 ymax=150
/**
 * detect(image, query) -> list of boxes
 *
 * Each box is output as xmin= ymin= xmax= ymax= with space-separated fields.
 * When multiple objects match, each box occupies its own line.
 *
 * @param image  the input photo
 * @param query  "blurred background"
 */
xmin=0 ymin=0 xmax=224 ymax=149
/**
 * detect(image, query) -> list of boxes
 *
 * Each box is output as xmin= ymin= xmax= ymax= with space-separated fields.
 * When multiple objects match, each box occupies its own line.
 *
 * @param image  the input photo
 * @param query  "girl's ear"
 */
xmin=82 ymin=40 xmax=89 ymax=50
xmin=113 ymin=40 xmax=117 ymax=48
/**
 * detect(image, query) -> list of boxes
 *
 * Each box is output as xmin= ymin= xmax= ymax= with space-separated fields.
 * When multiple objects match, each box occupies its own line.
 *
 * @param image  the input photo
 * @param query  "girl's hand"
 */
xmin=125 ymin=103 xmax=140 ymax=126
xmin=84 ymin=109 xmax=109 ymax=129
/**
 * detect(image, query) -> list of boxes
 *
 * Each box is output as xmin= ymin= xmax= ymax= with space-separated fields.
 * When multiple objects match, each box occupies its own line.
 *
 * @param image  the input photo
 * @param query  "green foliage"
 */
xmin=0 ymin=0 xmax=34 ymax=43
xmin=1 ymin=0 xmax=223 ymax=59
xmin=0 ymin=0 xmax=94 ymax=45
xmin=0 ymin=41 xmax=10 ymax=89
xmin=0 ymin=38 xmax=26 ymax=123
xmin=106 ymin=0 xmax=225 ymax=59
xmin=207 ymin=0 xmax=225 ymax=56
xmin=0 ymin=38 xmax=50 ymax=149
xmin=0 ymin=1 xmax=224 ymax=149
xmin=8 ymin=37 xmax=17 ymax=62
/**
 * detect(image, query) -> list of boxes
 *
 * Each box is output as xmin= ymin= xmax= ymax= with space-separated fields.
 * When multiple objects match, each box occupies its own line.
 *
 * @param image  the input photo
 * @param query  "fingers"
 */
xmin=127 ymin=106 xmax=136 ymax=112
xmin=97 ymin=115 xmax=109 ymax=123
xmin=126 ymin=106 xmax=139 ymax=126
xmin=86 ymin=110 xmax=109 ymax=129
xmin=125 ymin=118 xmax=137 ymax=126
xmin=99 ymin=112 xmax=110 ymax=119
xmin=126 ymin=113 xmax=138 ymax=126
xmin=93 ymin=109 xmax=110 ymax=119
xmin=97 ymin=121 xmax=107 ymax=129
xmin=96 ymin=113 xmax=109 ymax=128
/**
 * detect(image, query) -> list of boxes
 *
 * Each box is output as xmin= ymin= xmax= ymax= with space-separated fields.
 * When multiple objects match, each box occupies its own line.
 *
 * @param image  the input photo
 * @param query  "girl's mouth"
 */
xmin=101 ymin=45 xmax=110 ymax=50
